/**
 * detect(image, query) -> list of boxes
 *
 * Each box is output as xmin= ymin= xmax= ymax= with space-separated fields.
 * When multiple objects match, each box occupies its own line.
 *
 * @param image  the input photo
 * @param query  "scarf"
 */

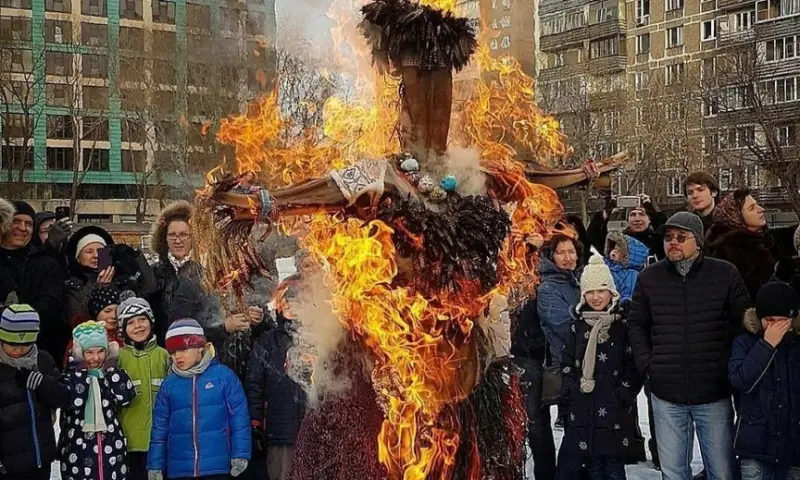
xmin=168 ymin=251 xmax=192 ymax=273
xmin=171 ymin=346 xmax=214 ymax=378
xmin=580 ymin=311 xmax=617 ymax=393
xmin=0 ymin=343 xmax=38 ymax=370
xmin=83 ymin=369 xmax=108 ymax=433
xmin=713 ymin=194 xmax=750 ymax=231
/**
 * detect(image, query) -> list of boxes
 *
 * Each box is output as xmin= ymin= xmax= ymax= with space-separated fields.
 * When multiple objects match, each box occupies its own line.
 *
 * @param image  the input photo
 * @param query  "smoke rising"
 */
xmin=446 ymin=146 xmax=488 ymax=196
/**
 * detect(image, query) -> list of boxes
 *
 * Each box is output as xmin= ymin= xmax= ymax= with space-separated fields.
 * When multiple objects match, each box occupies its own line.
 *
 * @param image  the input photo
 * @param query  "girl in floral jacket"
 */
xmin=59 ymin=321 xmax=136 ymax=480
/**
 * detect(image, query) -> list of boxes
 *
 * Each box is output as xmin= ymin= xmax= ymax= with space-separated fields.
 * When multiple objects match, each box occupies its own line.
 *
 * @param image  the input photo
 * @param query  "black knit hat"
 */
xmin=756 ymin=282 xmax=800 ymax=320
xmin=12 ymin=201 xmax=36 ymax=221
xmin=87 ymin=285 xmax=121 ymax=319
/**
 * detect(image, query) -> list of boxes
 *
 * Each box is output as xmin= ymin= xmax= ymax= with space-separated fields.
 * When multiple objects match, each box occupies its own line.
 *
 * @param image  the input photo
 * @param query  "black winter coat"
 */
xmin=511 ymin=300 xmax=548 ymax=423
xmin=245 ymin=315 xmax=307 ymax=445
xmin=729 ymin=308 xmax=800 ymax=467
xmin=0 ymin=351 xmax=67 ymax=475
xmin=628 ymin=256 xmax=751 ymax=405
xmin=151 ymin=259 xmax=203 ymax=343
xmin=0 ymin=245 xmax=69 ymax=363
xmin=559 ymin=306 xmax=642 ymax=459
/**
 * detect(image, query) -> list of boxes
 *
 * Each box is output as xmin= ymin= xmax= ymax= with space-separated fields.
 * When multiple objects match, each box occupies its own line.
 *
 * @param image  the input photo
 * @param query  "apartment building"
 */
xmin=0 ymin=0 xmax=276 ymax=222
xmin=481 ymin=0 xmax=537 ymax=76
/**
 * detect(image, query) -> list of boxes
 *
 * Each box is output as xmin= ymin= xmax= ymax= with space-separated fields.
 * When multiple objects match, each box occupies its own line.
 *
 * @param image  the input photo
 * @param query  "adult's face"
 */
xmin=742 ymin=195 xmax=766 ymax=231
xmin=664 ymin=227 xmax=699 ymax=262
xmin=3 ymin=214 xmax=34 ymax=249
xmin=686 ymin=183 xmax=715 ymax=213
xmin=78 ymin=242 xmax=104 ymax=269
xmin=552 ymin=240 xmax=578 ymax=271
xmin=167 ymin=220 xmax=192 ymax=260
xmin=627 ymin=210 xmax=650 ymax=233
xmin=38 ymin=218 xmax=55 ymax=244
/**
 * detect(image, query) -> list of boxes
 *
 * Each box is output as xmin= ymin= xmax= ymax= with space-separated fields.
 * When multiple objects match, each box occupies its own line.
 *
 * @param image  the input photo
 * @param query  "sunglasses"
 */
xmin=664 ymin=232 xmax=695 ymax=243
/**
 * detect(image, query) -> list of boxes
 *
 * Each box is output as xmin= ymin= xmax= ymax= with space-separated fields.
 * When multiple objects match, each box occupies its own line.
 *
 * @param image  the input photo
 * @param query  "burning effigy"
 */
xmin=191 ymin=0 xmax=626 ymax=479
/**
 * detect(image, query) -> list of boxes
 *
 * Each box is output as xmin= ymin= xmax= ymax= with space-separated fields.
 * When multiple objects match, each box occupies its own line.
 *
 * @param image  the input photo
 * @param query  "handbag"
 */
xmin=541 ymin=341 xmax=562 ymax=406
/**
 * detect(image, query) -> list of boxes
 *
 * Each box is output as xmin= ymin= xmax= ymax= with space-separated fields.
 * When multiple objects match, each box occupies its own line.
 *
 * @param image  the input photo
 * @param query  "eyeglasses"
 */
xmin=167 ymin=233 xmax=191 ymax=241
xmin=664 ymin=232 xmax=695 ymax=244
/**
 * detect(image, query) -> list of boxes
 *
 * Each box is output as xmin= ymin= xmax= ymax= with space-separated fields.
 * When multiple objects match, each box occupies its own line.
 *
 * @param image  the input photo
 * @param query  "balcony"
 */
xmin=540 ymin=19 xmax=625 ymax=52
xmin=538 ymin=62 xmax=586 ymax=83
xmin=718 ymin=28 xmax=756 ymax=46
xmin=755 ymin=14 xmax=800 ymax=40
xmin=539 ymin=0 xmax=589 ymax=16
xmin=586 ymin=19 xmax=626 ymax=40
xmin=587 ymin=54 xmax=627 ymax=75
xmin=718 ymin=0 xmax=756 ymax=10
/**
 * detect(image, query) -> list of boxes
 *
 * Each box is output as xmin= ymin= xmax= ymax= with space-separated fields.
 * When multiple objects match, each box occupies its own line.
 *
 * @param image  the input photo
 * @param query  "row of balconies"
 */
xmin=540 ymin=19 xmax=626 ymax=52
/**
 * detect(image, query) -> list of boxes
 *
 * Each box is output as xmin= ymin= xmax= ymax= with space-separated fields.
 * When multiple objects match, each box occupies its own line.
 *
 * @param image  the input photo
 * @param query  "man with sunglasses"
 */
xmin=628 ymin=212 xmax=751 ymax=480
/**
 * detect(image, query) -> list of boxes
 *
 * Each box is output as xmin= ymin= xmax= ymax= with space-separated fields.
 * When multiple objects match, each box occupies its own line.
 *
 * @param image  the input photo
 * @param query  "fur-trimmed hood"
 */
xmin=742 ymin=307 xmax=800 ymax=334
xmin=604 ymin=231 xmax=649 ymax=270
xmin=0 ymin=198 xmax=14 ymax=239
xmin=150 ymin=201 xmax=193 ymax=262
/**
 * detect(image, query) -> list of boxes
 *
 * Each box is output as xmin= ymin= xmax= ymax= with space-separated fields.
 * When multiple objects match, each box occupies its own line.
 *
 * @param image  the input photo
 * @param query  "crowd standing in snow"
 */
xmin=1 ymin=169 xmax=800 ymax=480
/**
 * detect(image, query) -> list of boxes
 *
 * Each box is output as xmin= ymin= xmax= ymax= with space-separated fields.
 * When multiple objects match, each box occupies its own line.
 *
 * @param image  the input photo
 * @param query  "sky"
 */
xmin=275 ymin=0 xmax=335 ymax=49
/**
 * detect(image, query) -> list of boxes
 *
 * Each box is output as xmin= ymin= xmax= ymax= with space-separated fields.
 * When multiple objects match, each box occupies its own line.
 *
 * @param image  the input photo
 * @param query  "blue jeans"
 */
xmin=740 ymin=458 xmax=800 ymax=480
xmin=587 ymin=455 xmax=626 ymax=480
xmin=651 ymin=394 xmax=735 ymax=480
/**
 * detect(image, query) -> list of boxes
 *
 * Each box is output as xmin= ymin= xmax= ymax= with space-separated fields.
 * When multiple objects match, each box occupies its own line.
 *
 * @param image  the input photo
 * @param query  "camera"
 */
xmin=616 ymin=196 xmax=641 ymax=209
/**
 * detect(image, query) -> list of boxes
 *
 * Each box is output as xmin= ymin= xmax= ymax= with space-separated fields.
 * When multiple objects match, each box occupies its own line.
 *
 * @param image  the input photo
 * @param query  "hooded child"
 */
xmin=147 ymin=319 xmax=251 ymax=480
xmin=557 ymin=255 xmax=642 ymax=480
xmin=729 ymin=282 xmax=800 ymax=479
xmin=603 ymin=232 xmax=649 ymax=301
xmin=59 ymin=321 xmax=136 ymax=480
xmin=116 ymin=293 xmax=170 ymax=480
xmin=0 ymin=304 xmax=68 ymax=480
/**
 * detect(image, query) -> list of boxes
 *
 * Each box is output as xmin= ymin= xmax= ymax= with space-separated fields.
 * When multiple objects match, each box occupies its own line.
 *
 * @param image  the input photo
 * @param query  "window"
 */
xmin=0 ymin=16 xmax=32 ymax=41
xmin=589 ymin=37 xmax=619 ymax=58
xmin=666 ymin=0 xmax=683 ymax=11
xmin=703 ymin=97 xmax=720 ymax=117
xmin=760 ymin=76 xmax=799 ymax=104
xmin=765 ymin=36 xmax=798 ymax=62
xmin=119 ymin=0 xmax=142 ymax=19
xmin=719 ymin=168 xmax=733 ymax=191
xmin=667 ymin=103 xmax=685 ymax=121
xmin=152 ymin=0 xmax=175 ymax=24
xmin=667 ymin=176 xmax=684 ymax=197
xmin=83 ymin=149 xmax=110 ymax=171
xmin=1 ymin=146 xmax=33 ymax=170
xmin=3 ymin=49 xmax=32 ymax=73
xmin=47 ymin=115 xmax=74 ymax=139
xmin=46 ymin=147 xmax=74 ymax=170
xmin=81 ymin=0 xmax=107 ymax=16
xmin=780 ymin=0 xmax=800 ymax=16
xmin=46 ymin=83 xmax=72 ymax=107
xmin=733 ymin=10 xmax=755 ymax=32
xmin=636 ymin=0 xmax=650 ymax=19
xmin=45 ymin=20 xmax=71 ymax=43
xmin=122 ymin=150 xmax=146 ymax=172
xmin=593 ymin=2 xmax=618 ymax=23
xmin=121 ymin=120 xmax=145 ymax=143
xmin=81 ymin=23 xmax=107 ymax=47
xmin=636 ymin=34 xmax=650 ymax=54
xmin=703 ymin=133 xmax=720 ymax=154
xmin=83 ymin=86 xmax=107 ymax=109
xmin=745 ymin=165 xmax=759 ymax=187
xmin=187 ymin=3 xmax=211 ymax=30
xmin=45 ymin=0 xmax=70 ymax=12
xmin=701 ymin=57 xmax=716 ymax=82
xmin=702 ymin=20 xmax=717 ymax=41
xmin=120 ymin=88 xmax=145 ymax=111
xmin=727 ymin=85 xmax=753 ymax=109
xmin=2 ymin=114 xmax=31 ymax=138
xmin=152 ymin=31 xmax=176 ymax=54
xmin=82 ymin=54 xmax=108 ymax=79
xmin=665 ymin=63 xmax=685 ymax=85
xmin=776 ymin=125 xmax=797 ymax=147
xmin=152 ymin=60 xmax=176 ymax=85
xmin=721 ymin=126 xmax=755 ymax=149
xmin=221 ymin=8 xmax=240 ymax=32
xmin=246 ymin=11 xmax=265 ymax=35
xmin=46 ymin=51 xmax=72 ymax=76
xmin=119 ymin=27 xmax=143 ymax=50
xmin=82 ymin=117 xmax=109 ymax=141
xmin=635 ymin=71 xmax=649 ymax=91
xmin=119 ymin=57 xmax=144 ymax=82
xmin=541 ymin=11 xmax=585 ymax=35
xmin=667 ymin=26 xmax=684 ymax=48
xmin=1 ymin=0 xmax=33 ymax=8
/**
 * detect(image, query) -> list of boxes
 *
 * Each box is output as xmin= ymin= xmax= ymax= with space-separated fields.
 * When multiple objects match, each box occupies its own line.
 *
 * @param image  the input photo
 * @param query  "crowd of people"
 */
xmin=516 ymin=171 xmax=800 ymax=479
xmin=1 ymin=168 xmax=800 ymax=480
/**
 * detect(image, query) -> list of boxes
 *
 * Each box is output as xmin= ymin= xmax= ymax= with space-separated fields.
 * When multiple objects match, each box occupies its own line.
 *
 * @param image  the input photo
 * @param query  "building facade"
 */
xmin=1 ymin=0 xmax=276 ymax=222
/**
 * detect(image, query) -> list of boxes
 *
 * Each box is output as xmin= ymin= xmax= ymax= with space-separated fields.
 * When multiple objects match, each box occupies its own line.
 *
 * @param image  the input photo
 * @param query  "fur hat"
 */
xmin=150 ymin=201 xmax=193 ymax=262
xmin=0 ymin=198 xmax=16 ymax=238
xmin=577 ymin=255 xmax=619 ymax=311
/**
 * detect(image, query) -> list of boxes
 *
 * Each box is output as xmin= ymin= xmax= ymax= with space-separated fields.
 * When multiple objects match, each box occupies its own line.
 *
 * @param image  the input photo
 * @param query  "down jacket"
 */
xmin=147 ymin=357 xmax=251 ymax=478
xmin=536 ymin=257 xmax=581 ymax=363
xmin=604 ymin=232 xmax=649 ymax=301
xmin=729 ymin=308 xmax=800 ymax=467
xmin=0 ymin=350 xmax=67 ymax=476
xmin=628 ymin=256 xmax=751 ymax=405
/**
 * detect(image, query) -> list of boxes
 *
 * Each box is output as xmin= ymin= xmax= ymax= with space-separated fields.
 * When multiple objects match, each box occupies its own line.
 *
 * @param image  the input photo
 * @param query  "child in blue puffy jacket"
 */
xmin=146 ymin=319 xmax=251 ymax=480
xmin=604 ymin=232 xmax=649 ymax=301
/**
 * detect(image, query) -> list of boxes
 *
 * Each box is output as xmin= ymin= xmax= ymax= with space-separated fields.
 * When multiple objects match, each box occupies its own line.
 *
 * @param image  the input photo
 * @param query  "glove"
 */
xmin=251 ymin=422 xmax=266 ymax=454
xmin=15 ymin=368 xmax=43 ymax=390
xmin=46 ymin=219 xmax=72 ymax=251
xmin=110 ymin=244 xmax=141 ymax=275
xmin=231 ymin=458 xmax=248 ymax=477
xmin=147 ymin=471 xmax=163 ymax=480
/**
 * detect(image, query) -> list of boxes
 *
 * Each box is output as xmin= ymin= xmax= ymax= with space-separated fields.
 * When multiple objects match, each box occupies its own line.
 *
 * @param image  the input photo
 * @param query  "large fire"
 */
xmin=207 ymin=0 xmax=570 ymax=478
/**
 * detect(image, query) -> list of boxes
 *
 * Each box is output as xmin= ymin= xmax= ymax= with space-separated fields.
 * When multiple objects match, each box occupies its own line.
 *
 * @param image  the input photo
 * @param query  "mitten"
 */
xmin=231 ymin=458 xmax=248 ymax=477
xmin=147 ymin=471 xmax=163 ymax=480
xmin=15 ymin=368 xmax=43 ymax=390
xmin=110 ymin=244 xmax=140 ymax=275
xmin=46 ymin=219 xmax=72 ymax=251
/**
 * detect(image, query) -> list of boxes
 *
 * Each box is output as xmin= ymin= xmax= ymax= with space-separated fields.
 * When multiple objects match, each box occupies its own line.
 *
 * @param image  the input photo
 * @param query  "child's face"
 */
xmin=98 ymin=305 xmax=118 ymax=331
xmin=1 ymin=342 xmax=33 ymax=358
xmin=609 ymin=246 xmax=621 ymax=263
xmin=762 ymin=316 xmax=792 ymax=331
xmin=171 ymin=347 xmax=204 ymax=370
xmin=584 ymin=290 xmax=613 ymax=311
xmin=83 ymin=347 xmax=107 ymax=369
xmin=126 ymin=316 xmax=152 ymax=343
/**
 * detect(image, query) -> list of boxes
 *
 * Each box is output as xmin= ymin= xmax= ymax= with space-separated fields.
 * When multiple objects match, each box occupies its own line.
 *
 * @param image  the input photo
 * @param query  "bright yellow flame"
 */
xmin=419 ymin=0 xmax=458 ymax=13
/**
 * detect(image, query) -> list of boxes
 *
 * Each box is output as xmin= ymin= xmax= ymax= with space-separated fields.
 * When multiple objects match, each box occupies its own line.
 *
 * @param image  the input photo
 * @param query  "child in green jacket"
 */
xmin=115 ymin=294 xmax=170 ymax=480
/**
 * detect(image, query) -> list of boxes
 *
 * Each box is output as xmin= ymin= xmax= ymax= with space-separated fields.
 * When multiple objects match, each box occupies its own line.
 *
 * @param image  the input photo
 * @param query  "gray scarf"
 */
xmin=580 ymin=311 xmax=617 ymax=393
xmin=0 ymin=344 xmax=39 ymax=370
xmin=171 ymin=347 xmax=214 ymax=378
xmin=168 ymin=251 xmax=193 ymax=273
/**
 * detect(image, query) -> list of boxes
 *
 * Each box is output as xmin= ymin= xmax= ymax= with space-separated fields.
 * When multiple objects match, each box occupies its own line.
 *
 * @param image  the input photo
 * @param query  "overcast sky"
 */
xmin=275 ymin=0 xmax=334 ymax=48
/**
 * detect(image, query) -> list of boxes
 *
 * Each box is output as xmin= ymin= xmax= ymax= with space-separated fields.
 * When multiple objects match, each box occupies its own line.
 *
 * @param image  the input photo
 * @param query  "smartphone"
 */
xmin=616 ymin=195 xmax=642 ymax=209
xmin=97 ymin=247 xmax=113 ymax=271
xmin=55 ymin=206 xmax=71 ymax=220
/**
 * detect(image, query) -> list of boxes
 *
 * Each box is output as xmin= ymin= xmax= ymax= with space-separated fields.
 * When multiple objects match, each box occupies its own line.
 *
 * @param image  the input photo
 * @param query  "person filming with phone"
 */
xmin=588 ymin=193 xmax=667 ymax=262
xmin=64 ymin=225 xmax=156 ymax=328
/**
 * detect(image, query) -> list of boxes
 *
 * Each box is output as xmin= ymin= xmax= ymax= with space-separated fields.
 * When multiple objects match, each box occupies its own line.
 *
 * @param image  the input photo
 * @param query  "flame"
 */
xmin=419 ymin=0 xmax=457 ymax=12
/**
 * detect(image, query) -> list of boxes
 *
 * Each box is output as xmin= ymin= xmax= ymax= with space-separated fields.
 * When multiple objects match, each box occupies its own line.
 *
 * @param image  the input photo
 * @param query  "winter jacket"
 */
xmin=511 ymin=299 xmax=549 ymax=435
xmin=117 ymin=338 xmax=170 ymax=452
xmin=0 ymin=350 xmax=67 ymax=475
xmin=152 ymin=260 xmax=203 ymax=343
xmin=604 ymin=232 xmax=649 ymax=301
xmin=246 ymin=314 xmax=307 ymax=445
xmin=628 ymin=255 xmax=751 ymax=405
xmin=729 ymin=308 xmax=800 ymax=467
xmin=58 ymin=366 xmax=136 ymax=480
xmin=706 ymin=223 xmax=786 ymax=301
xmin=147 ymin=357 xmax=251 ymax=478
xmin=0 ymin=245 xmax=69 ymax=364
xmin=536 ymin=257 xmax=580 ymax=362
xmin=559 ymin=303 xmax=642 ymax=459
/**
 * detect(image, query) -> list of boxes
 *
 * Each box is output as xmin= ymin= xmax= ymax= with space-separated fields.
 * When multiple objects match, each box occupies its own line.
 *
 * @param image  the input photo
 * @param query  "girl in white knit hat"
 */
xmin=556 ymin=254 xmax=642 ymax=480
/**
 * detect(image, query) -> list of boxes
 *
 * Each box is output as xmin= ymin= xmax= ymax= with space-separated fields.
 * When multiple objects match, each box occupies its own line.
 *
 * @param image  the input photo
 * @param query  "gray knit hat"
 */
xmin=664 ymin=212 xmax=705 ymax=247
